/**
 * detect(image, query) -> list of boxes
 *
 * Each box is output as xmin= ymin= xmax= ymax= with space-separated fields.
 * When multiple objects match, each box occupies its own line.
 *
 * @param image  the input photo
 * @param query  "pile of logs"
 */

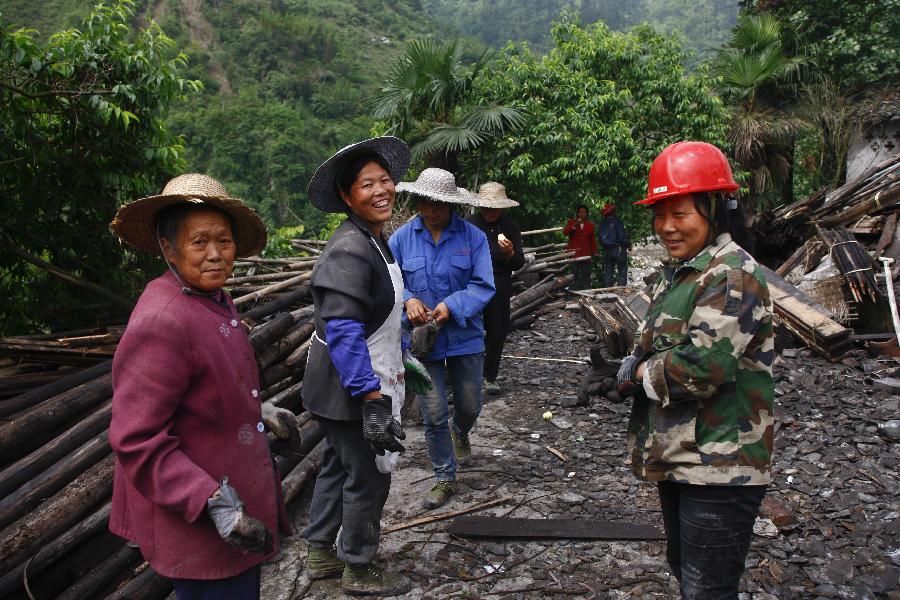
xmin=751 ymin=152 xmax=900 ymax=356
xmin=578 ymin=293 xmax=641 ymax=358
xmin=0 ymin=265 xmax=323 ymax=599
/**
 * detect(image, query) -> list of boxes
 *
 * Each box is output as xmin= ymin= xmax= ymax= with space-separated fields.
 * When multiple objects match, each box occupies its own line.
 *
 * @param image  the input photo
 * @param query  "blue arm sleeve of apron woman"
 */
xmin=324 ymin=318 xmax=381 ymax=398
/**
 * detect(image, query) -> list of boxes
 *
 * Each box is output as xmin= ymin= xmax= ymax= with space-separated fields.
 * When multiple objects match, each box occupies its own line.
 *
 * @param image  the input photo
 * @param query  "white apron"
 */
xmin=367 ymin=239 xmax=405 ymax=473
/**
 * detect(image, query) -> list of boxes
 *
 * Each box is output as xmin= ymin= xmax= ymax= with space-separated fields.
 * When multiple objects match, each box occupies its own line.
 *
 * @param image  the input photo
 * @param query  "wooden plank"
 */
xmin=383 ymin=496 xmax=514 ymax=534
xmin=448 ymin=516 xmax=665 ymax=540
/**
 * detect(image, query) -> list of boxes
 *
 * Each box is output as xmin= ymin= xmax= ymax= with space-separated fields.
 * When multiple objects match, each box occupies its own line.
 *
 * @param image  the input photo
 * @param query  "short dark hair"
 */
xmin=576 ymin=204 xmax=589 ymax=214
xmin=336 ymin=151 xmax=393 ymax=197
xmin=156 ymin=203 xmax=236 ymax=252
xmin=692 ymin=193 xmax=754 ymax=253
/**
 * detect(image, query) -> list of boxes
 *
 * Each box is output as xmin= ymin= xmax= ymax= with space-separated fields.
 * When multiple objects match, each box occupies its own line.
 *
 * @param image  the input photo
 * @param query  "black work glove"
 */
xmin=616 ymin=350 xmax=646 ymax=394
xmin=261 ymin=402 xmax=303 ymax=453
xmin=362 ymin=395 xmax=405 ymax=455
xmin=410 ymin=320 xmax=442 ymax=358
xmin=207 ymin=477 xmax=274 ymax=555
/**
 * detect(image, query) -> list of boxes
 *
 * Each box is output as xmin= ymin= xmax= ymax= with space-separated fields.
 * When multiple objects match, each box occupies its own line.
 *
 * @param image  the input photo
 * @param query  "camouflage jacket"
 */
xmin=627 ymin=233 xmax=775 ymax=486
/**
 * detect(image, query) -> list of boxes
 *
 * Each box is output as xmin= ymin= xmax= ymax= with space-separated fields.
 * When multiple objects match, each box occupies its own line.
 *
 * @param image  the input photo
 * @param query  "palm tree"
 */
xmin=716 ymin=14 xmax=811 ymax=205
xmin=366 ymin=39 xmax=524 ymax=175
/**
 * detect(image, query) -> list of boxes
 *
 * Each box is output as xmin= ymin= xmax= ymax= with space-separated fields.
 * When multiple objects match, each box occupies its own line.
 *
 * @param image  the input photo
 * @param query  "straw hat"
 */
xmin=109 ymin=174 xmax=267 ymax=257
xmin=308 ymin=136 xmax=411 ymax=213
xmin=397 ymin=168 xmax=479 ymax=205
xmin=476 ymin=182 xmax=520 ymax=208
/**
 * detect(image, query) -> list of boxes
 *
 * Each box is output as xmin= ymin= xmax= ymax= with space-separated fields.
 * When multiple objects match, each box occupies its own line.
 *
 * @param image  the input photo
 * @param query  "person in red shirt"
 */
xmin=563 ymin=204 xmax=598 ymax=289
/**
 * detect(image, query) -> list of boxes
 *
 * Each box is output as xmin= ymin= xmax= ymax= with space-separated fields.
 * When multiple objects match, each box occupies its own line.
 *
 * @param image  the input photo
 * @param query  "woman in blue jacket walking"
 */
xmin=389 ymin=168 xmax=495 ymax=509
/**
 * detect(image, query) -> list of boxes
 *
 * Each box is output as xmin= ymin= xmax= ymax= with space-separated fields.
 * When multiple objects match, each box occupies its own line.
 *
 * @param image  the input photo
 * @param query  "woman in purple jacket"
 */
xmin=108 ymin=174 xmax=295 ymax=600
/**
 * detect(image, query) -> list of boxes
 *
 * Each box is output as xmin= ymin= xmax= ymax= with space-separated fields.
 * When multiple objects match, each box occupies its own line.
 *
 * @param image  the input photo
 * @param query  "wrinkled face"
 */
xmin=340 ymin=161 xmax=395 ymax=227
xmin=161 ymin=207 xmax=236 ymax=293
xmin=652 ymin=195 xmax=710 ymax=261
xmin=576 ymin=207 xmax=588 ymax=220
xmin=416 ymin=198 xmax=452 ymax=231
xmin=480 ymin=207 xmax=503 ymax=223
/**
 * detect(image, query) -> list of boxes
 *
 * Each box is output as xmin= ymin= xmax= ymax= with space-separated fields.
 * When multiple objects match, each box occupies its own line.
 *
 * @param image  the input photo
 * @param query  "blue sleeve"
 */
xmin=443 ymin=226 xmax=496 ymax=328
xmin=324 ymin=318 xmax=381 ymax=398
xmin=617 ymin=219 xmax=629 ymax=246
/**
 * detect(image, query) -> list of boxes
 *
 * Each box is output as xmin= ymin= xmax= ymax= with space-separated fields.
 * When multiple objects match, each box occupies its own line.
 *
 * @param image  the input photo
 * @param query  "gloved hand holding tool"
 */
xmin=207 ymin=477 xmax=274 ymax=555
xmin=403 ymin=349 xmax=432 ymax=396
xmin=362 ymin=395 xmax=405 ymax=455
xmin=261 ymin=402 xmax=304 ymax=453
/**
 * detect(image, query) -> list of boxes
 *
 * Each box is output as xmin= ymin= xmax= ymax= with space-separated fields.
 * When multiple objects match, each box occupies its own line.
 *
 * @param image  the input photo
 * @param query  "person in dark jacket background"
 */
xmin=598 ymin=203 xmax=630 ymax=287
xmin=563 ymin=204 xmax=597 ymax=289
xmin=466 ymin=182 xmax=525 ymax=395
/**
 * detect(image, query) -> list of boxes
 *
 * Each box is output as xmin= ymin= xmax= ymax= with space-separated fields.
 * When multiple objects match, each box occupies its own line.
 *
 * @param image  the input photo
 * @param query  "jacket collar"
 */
xmin=664 ymin=233 xmax=733 ymax=273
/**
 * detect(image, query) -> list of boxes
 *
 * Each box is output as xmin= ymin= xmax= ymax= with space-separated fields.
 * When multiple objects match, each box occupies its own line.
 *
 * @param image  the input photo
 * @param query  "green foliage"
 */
xmin=367 ymin=38 xmax=524 ymax=169
xmin=0 ymin=0 xmax=200 ymax=334
xmin=262 ymin=225 xmax=306 ymax=258
xmin=422 ymin=0 xmax=738 ymax=66
xmin=715 ymin=13 xmax=811 ymax=205
xmin=319 ymin=213 xmax=348 ymax=240
xmin=472 ymin=16 xmax=730 ymax=239
xmin=750 ymin=0 xmax=899 ymax=91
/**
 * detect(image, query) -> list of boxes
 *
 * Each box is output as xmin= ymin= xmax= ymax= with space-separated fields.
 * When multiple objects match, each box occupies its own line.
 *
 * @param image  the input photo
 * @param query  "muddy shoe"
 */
xmin=342 ymin=564 xmax=411 ymax=596
xmin=450 ymin=429 xmax=471 ymax=465
xmin=306 ymin=544 xmax=343 ymax=580
xmin=484 ymin=379 xmax=501 ymax=395
xmin=423 ymin=480 xmax=458 ymax=509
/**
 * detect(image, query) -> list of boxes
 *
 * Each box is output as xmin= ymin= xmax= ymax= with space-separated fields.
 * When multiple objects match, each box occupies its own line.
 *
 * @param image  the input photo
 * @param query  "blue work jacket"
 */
xmin=388 ymin=212 xmax=495 ymax=360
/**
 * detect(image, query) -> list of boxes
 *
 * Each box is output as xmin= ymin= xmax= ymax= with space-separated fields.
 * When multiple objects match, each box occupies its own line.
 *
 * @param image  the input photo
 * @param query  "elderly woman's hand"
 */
xmin=405 ymin=298 xmax=432 ymax=325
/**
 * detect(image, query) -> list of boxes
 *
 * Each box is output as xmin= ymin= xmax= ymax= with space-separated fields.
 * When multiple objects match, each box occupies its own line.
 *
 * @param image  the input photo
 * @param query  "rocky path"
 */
xmin=262 ymin=307 xmax=899 ymax=599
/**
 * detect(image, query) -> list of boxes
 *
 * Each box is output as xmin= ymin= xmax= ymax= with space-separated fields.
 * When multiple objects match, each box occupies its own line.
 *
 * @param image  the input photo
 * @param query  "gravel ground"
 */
xmin=258 ymin=302 xmax=899 ymax=599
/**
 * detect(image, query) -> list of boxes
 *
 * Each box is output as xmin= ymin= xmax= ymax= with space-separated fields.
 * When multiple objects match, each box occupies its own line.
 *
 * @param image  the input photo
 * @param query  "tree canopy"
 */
xmin=472 ymin=16 xmax=731 ymax=238
xmin=0 ymin=0 xmax=200 ymax=334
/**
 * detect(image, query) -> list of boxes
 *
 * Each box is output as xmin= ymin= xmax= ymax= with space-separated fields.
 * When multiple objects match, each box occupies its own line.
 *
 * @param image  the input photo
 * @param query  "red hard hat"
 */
xmin=602 ymin=204 xmax=615 ymax=217
xmin=636 ymin=141 xmax=739 ymax=205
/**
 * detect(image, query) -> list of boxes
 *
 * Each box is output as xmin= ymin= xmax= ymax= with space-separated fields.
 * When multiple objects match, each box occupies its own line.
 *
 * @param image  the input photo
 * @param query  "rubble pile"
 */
xmin=309 ymin=308 xmax=899 ymax=600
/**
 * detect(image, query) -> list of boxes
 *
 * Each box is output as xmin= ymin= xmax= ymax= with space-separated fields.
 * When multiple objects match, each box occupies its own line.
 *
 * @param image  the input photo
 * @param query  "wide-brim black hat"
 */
xmin=308 ymin=136 xmax=411 ymax=213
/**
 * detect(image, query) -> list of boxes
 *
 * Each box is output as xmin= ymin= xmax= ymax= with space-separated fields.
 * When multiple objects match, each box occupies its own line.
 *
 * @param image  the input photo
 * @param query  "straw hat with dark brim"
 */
xmin=109 ymin=173 xmax=267 ymax=257
xmin=476 ymin=181 xmax=520 ymax=208
xmin=397 ymin=168 xmax=479 ymax=206
xmin=308 ymin=136 xmax=411 ymax=213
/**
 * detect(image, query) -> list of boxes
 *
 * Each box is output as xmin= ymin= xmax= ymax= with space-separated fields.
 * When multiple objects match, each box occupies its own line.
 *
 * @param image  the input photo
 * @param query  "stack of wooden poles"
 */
xmin=0 ymin=261 xmax=324 ymax=600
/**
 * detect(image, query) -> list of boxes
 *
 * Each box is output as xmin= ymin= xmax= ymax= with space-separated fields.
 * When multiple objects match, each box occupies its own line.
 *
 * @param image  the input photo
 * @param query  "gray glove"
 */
xmin=261 ymin=403 xmax=303 ymax=452
xmin=616 ymin=352 xmax=645 ymax=393
xmin=361 ymin=395 xmax=405 ymax=455
xmin=410 ymin=320 xmax=442 ymax=358
xmin=207 ymin=477 xmax=274 ymax=555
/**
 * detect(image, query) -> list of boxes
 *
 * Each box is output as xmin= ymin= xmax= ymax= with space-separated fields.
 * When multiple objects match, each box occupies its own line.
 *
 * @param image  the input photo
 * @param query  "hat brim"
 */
xmin=308 ymin=137 xmax=411 ymax=213
xmin=397 ymin=183 xmax=481 ymax=206
xmin=475 ymin=197 xmax=519 ymax=209
xmin=110 ymin=194 xmax=268 ymax=257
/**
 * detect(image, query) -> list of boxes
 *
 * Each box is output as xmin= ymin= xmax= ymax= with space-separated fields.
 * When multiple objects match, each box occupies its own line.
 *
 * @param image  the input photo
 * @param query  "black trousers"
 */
xmin=658 ymin=481 xmax=766 ymax=600
xmin=483 ymin=290 xmax=511 ymax=382
xmin=602 ymin=245 xmax=628 ymax=287
xmin=302 ymin=417 xmax=391 ymax=566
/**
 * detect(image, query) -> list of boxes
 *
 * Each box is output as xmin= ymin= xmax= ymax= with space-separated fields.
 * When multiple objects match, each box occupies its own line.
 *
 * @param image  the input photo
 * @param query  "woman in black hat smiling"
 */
xmin=301 ymin=136 xmax=428 ymax=596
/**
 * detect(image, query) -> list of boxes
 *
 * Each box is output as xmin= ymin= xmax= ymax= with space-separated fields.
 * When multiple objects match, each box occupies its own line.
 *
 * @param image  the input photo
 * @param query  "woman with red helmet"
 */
xmin=617 ymin=142 xmax=775 ymax=599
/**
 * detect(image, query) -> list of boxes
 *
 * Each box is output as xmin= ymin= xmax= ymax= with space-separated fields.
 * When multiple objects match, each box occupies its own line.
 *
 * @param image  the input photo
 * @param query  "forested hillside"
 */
xmin=421 ymin=0 xmax=739 ymax=63
xmin=0 ymin=0 xmax=447 ymax=231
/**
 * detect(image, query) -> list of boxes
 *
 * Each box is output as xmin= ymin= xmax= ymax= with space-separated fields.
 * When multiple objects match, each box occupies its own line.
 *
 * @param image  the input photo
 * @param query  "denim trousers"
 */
xmin=172 ymin=565 xmax=260 ymax=600
xmin=658 ymin=481 xmax=766 ymax=600
xmin=421 ymin=352 xmax=484 ymax=481
xmin=301 ymin=417 xmax=391 ymax=566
